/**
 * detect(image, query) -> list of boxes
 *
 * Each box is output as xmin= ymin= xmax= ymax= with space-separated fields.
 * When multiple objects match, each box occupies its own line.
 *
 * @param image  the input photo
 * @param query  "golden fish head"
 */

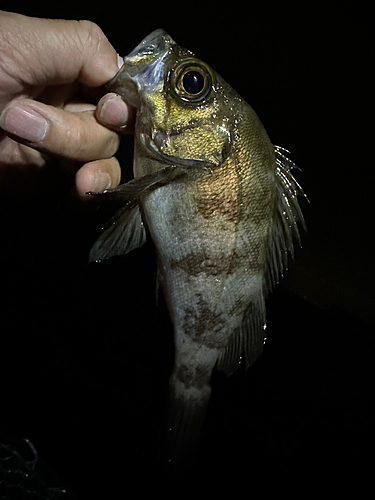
xmin=107 ymin=29 xmax=241 ymax=168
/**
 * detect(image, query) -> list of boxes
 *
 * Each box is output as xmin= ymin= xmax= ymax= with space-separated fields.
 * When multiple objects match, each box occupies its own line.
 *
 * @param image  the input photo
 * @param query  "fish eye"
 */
xmin=172 ymin=60 xmax=213 ymax=103
xmin=182 ymin=71 xmax=205 ymax=95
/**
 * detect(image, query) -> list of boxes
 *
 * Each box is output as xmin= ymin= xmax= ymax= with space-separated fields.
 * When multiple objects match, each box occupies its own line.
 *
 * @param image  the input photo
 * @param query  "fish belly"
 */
xmin=142 ymin=180 xmax=264 ymax=469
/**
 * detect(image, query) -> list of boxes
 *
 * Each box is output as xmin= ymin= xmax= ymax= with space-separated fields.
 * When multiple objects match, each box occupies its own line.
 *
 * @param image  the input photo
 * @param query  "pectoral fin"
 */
xmin=87 ymin=165 xmax=186 ymax=203
xmin=89 ymin=205 xmax=146 ymax=262
xmin=88 ymin=165 xmax=186 ymax=263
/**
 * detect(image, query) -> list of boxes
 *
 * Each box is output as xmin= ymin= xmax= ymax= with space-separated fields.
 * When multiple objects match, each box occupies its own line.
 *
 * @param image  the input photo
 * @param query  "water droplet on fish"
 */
xmin=235 ymin=165 xmax=243 ymax=177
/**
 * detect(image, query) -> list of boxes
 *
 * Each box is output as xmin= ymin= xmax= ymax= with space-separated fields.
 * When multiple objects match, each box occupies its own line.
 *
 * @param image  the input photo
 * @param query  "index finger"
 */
xmin=0 ymin=12 xmax=120 ymax=89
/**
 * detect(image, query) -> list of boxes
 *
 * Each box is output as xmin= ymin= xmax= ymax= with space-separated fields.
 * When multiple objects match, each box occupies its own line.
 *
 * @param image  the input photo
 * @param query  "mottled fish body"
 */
xmin=90 ymin=30 xmax=305 ymax=468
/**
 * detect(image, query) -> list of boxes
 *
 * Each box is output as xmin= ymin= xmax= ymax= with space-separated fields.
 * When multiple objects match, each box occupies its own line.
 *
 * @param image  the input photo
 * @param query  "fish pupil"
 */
xmin=182 ymin=71 xmax=205 ymax=95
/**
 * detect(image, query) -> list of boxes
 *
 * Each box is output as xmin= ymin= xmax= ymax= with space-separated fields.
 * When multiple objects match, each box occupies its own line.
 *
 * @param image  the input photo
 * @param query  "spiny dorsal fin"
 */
xmin=217 ymin=147 xmax=306 ymax=376
xmin=264 ymin=146 xmax=307 ymax=293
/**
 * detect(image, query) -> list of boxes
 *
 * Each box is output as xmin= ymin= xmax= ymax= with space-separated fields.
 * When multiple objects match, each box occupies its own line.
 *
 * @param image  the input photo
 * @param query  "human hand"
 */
xmin=0 ymin=11 xmax=132 ymax=198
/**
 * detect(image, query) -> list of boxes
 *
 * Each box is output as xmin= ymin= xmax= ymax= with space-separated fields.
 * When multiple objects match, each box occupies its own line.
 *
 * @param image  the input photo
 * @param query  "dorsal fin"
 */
xmin=264 ymin=146 xmax=307 ymax=293
xmin=217 ymin=146 xmax=306 ymax=376
xmin=217 ymin=297 xmax=266 ymax=375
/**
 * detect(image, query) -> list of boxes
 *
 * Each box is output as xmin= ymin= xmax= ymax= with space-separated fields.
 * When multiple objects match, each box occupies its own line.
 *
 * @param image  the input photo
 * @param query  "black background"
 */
xmin=0 ymin=3 xmax=373 ymax=497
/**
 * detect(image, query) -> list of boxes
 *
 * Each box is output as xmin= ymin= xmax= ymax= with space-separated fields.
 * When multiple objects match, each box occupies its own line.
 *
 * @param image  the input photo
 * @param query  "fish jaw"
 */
xmin=106 ymin=29 xmax=176 ymax=108
xmin=107 ymin=29 xmax=237 ymax=175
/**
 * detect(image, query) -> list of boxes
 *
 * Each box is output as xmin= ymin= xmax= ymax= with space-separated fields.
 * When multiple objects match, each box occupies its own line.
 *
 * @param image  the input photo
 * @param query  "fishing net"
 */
xmin=0 ymin=435 xmax=76 ymax=500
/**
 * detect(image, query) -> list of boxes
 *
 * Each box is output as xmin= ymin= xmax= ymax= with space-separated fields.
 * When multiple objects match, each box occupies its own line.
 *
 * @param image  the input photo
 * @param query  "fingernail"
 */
xmin=98 ymin=95 xmax=129 ymax=128
xmin=117 ymin=54 xmax=124 ymax=69
xmin=0 ymin=106 xmax=48 ymax=143
xmin=91 ymin=172 xmax=112 ymax=192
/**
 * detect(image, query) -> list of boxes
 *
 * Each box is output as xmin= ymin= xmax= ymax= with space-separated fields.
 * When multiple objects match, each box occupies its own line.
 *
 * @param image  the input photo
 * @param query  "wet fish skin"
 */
xmin=90 ymin=29 xmax=305 ymax=468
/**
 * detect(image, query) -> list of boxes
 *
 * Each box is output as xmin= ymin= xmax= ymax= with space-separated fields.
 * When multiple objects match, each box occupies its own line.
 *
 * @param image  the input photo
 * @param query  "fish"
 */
xmin=89 ymin=29 xmax=306 ymax=471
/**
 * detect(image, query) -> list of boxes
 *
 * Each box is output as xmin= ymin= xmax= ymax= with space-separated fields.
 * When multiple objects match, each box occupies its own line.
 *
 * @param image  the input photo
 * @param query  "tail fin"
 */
xmin=158 ymin=379 xmax=211 ymax=474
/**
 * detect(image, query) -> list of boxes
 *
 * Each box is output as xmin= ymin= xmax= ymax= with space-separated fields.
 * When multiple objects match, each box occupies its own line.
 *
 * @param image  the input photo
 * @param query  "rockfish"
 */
xmin=90 ymin=29 xmax=306 ymax=469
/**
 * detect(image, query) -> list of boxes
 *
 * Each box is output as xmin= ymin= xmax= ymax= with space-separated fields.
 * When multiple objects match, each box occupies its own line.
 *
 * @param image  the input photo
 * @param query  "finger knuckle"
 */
xmin=77 ymin=20 xmax=106 ymax=58
xmin=62 ymin=114 xmax=119 ymax=161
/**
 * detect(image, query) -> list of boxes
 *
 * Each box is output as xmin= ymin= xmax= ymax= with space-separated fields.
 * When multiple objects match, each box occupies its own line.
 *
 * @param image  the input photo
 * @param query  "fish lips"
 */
xmin=105 ymin=29 xmax=216 ymax=170
xmin=105 ymin=29 xmax=176 ymax=108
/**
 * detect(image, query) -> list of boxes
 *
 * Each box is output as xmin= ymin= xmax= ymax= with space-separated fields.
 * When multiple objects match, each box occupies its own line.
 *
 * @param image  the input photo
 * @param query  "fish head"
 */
xmin=107 ymin=29 xmax=238 ymax=171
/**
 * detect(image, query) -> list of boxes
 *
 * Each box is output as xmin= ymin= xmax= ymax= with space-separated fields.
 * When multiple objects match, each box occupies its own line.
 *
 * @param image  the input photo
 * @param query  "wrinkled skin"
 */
xmin=0 ymin=11 xmax=133 ymax=197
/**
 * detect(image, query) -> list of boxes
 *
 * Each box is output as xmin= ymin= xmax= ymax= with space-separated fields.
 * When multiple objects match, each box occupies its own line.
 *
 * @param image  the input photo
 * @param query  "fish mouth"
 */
xmin=126 ymin=28 xmax=175 ymax=62
xmin=106 ymin=29 xmax=212 ymax=169
xmin=105 ymin=29 xmax=176 ymax=108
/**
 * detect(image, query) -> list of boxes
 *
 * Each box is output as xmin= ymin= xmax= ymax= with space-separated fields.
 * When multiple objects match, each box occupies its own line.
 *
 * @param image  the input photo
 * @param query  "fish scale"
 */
xmin=89 ymin=29 xmax=306 ymax=471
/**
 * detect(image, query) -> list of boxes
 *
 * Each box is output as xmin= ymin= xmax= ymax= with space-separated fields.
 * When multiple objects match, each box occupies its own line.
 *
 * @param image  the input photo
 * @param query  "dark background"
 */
xmin=1 ymin=2 xmax=372 ymax=498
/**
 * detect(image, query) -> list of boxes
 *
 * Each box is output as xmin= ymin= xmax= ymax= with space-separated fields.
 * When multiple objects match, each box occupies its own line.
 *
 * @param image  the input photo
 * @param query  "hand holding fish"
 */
xmin=0 ymin=11 xmax=132 ymax=196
